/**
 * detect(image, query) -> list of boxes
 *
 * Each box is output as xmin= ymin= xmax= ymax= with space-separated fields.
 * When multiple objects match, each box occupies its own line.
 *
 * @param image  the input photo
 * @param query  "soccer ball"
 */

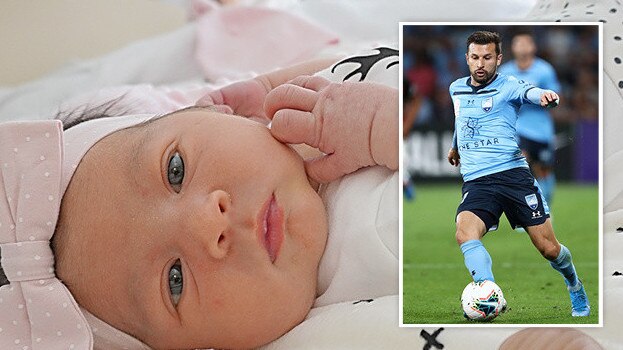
xmin=461 ymin=280 xmax=507 ymax=321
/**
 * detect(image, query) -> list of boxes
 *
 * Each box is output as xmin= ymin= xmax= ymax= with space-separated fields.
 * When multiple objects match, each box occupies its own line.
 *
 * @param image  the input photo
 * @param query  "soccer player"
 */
xmin=447 ymin=31 xmax=590 ymax=317
xmin=499 ymin=31 xmax=560 ymax=205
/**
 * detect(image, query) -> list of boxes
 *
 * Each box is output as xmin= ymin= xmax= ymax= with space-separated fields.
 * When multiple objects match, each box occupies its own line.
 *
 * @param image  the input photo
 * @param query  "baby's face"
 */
xmin=55 ymin=108 xmax=328 ymax=349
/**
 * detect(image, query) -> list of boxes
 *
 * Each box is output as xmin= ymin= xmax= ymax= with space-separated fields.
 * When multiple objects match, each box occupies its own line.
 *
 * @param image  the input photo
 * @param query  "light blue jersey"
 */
xmin=499 ymin=57 xmax=561 ymax=144
xmin=450 ymin=73 xmax=546 ymax=181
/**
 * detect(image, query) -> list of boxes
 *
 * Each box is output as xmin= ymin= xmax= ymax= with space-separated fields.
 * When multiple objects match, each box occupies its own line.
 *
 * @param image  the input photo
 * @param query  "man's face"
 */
xmin=465 ymin=42 xmax=502 ymax=86
xmin=511 ymin=34 xmax=536 ymax=61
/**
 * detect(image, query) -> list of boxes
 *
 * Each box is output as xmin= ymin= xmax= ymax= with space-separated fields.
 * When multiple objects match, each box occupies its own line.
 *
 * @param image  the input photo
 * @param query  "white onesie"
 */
xmin=311 ymin=46 xmax=401 ymax=307
xmin=315 ymin=166 xmax=399 ymax=307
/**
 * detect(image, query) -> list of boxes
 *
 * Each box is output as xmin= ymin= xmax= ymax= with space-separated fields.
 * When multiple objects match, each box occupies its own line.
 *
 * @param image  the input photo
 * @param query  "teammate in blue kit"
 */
xmin=447 ymin=31 xmax=589 ymax=317
xmin=499 ymin=31 xmax=560 ymax=205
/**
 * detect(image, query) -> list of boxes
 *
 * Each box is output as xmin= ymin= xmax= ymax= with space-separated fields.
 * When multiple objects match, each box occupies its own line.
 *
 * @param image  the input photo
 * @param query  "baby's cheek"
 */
xmin=297 ymin=193 xmax=327 ymax=251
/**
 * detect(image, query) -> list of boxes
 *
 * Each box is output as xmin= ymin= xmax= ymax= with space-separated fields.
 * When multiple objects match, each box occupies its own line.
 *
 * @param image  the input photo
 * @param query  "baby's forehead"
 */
xmin=122 ymin=106 xmax=220 ymax=132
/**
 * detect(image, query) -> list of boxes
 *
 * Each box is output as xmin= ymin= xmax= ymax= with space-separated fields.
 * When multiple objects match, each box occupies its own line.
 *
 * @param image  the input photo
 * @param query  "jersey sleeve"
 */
xmin=448 ymin=81 xmax=459 ymax=150
xmin=505 ymin=75 xmax=538 ymax=107
xmin=448 ymin=80 xmax=455 ymax=98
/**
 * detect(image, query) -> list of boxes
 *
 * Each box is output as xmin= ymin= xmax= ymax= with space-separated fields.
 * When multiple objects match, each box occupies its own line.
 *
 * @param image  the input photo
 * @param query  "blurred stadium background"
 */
xmin=402 ymin=24 xmax=599 ymax=183
xmin=401 ymin=24 xmax=600 ymax=325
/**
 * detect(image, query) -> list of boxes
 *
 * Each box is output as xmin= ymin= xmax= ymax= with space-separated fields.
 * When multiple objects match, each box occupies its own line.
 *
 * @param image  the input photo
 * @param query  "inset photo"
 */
xmin=400 ymin=23 xmax=601 ymax=326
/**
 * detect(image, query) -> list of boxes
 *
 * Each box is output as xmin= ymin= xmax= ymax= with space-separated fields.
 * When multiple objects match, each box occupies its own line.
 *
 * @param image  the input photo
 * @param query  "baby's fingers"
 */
xmin=270 ymin=109 xmax=320 ymax=147
xmin=288 ymin=75 xmax=332 ymax=92
xmin=264 ymin=84 xmax=318 ymax=119
xmin=212 ymin=104 xmax=234 ymax=114
xmin=195 ymin=91 xmax=233 ymax=114
xmin=305 ymin=154 xmax=348 ymax=184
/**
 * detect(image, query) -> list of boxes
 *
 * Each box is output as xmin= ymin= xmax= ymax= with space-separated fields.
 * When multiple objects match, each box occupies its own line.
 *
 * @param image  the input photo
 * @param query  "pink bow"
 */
xmin=0 ymin=120 xmax=92 ymax=349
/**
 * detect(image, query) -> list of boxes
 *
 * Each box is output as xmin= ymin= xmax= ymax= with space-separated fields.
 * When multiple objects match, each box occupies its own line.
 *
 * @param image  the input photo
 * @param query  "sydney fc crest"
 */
xmin=525 ymin=194 xmax=539 ymax=210
xmin=482 ymin=97 xmax=493 ymax=112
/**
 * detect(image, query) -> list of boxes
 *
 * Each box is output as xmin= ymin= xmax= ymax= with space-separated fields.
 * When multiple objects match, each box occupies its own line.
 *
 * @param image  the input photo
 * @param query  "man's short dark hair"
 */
xmin=466 ymin=31 xmax=502 ymax=56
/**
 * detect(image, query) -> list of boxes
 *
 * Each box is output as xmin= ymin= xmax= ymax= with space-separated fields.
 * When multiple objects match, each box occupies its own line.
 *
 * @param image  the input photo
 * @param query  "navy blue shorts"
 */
xmin=457 ymin=167 xmax=550 ymax=231
xmin=519 ymin=136 xmax=554 ymax=167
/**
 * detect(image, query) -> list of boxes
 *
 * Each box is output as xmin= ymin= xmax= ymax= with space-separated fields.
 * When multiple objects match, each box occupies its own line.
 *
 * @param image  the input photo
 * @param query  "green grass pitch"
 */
xmin=402 ymin=182 xmax=599 ymax=324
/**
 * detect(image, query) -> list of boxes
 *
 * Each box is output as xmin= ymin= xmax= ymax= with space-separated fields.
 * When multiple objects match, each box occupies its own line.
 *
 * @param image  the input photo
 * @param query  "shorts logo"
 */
xmin=482 ymin=97 xmax=493 ymax=112
xmin=461 ymin=191 xmax=469 ymax=204
xmin=525 ymin=194 xmax=539 ymax=210
xmin=532 ymin=211 xmax=542 ymax=219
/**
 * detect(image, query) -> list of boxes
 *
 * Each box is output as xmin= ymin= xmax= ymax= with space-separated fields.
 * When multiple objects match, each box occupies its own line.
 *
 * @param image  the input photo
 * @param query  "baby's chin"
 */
xmin=216 ymin=295 xmax=316 ymax=350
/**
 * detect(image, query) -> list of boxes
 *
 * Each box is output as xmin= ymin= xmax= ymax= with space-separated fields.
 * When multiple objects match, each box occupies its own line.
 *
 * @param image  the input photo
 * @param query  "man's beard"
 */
xmin=472 ymin=68 xmax=496 ymax=85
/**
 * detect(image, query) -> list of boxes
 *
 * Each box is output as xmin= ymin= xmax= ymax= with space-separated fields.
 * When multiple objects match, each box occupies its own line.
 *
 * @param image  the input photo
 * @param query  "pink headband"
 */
xmin=0 ymin=115 xmax=154 ymax=349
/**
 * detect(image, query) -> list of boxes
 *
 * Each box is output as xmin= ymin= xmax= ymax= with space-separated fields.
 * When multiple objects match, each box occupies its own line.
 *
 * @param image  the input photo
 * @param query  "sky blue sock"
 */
xmin=460 ymin=240 xmax=495 ymax=282
xmin=549 ymin=244 xmax=579 ymax=287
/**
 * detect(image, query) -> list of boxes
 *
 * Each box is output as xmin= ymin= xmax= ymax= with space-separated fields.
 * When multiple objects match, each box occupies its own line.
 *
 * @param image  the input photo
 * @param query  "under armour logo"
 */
xmin=532 ymin=211 xmax=541 ymax=218
xmin=467 ymin=99 xmax=475 ymax=105
xmin=421 ymin=328 xmax=445 ymax=350
xmin=471 ymin=270 xmax=476 ymax=276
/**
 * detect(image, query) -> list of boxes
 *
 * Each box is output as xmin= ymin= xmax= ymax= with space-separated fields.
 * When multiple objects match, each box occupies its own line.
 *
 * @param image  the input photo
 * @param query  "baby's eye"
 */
xmin=167 ymin=152 xmax=184 ymax=193
xmin=168 ymin=260 xmax=183 ymax=306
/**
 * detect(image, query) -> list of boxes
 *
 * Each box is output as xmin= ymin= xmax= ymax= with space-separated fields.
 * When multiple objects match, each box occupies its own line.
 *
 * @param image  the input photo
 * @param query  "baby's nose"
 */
xmin=196 ymin=189 xmax=232 ymax=259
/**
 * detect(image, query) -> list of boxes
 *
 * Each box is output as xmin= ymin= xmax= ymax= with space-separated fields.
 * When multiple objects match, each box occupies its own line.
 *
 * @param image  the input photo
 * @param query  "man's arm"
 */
xmin=508 ymin=76 xmax=560 ymax=109
xmin=526 ymin=87 xmax=560 ymax=108
xmin=447 ymin=85 xmax=460 ymax=167
xmin=447 ymin=129 xmax=460 ymax=167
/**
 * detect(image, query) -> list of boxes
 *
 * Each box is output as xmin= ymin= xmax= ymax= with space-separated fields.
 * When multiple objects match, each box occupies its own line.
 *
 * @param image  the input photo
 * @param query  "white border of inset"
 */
xmin=398 ymin=21 xmax=604 ymax=328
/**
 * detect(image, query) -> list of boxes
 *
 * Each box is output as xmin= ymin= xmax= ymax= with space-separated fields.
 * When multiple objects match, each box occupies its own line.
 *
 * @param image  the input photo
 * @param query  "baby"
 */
xmin=0 ymin=52 xmax=399 ymax=349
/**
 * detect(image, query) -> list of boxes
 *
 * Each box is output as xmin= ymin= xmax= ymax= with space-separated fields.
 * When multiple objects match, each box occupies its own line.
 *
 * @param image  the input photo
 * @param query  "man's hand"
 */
xmin=540 ymin=91 xmax=560 ymax=108
xmin=447 ymin=148 xmax=460 ymax=167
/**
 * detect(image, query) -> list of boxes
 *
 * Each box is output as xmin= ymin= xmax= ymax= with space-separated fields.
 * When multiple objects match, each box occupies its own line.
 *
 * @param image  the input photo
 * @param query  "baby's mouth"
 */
xmin=257 ymin=194 xmax=284 ymax=263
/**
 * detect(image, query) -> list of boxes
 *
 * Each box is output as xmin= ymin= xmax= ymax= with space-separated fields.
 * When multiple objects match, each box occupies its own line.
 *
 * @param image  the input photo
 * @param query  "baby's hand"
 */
xmin=265 ymin=76 xmax=398 ymax=183
xmin=195 ymin=78 xmax=271 ymax=124
xmin=195 ymin=58 xmax=339 ymax=125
